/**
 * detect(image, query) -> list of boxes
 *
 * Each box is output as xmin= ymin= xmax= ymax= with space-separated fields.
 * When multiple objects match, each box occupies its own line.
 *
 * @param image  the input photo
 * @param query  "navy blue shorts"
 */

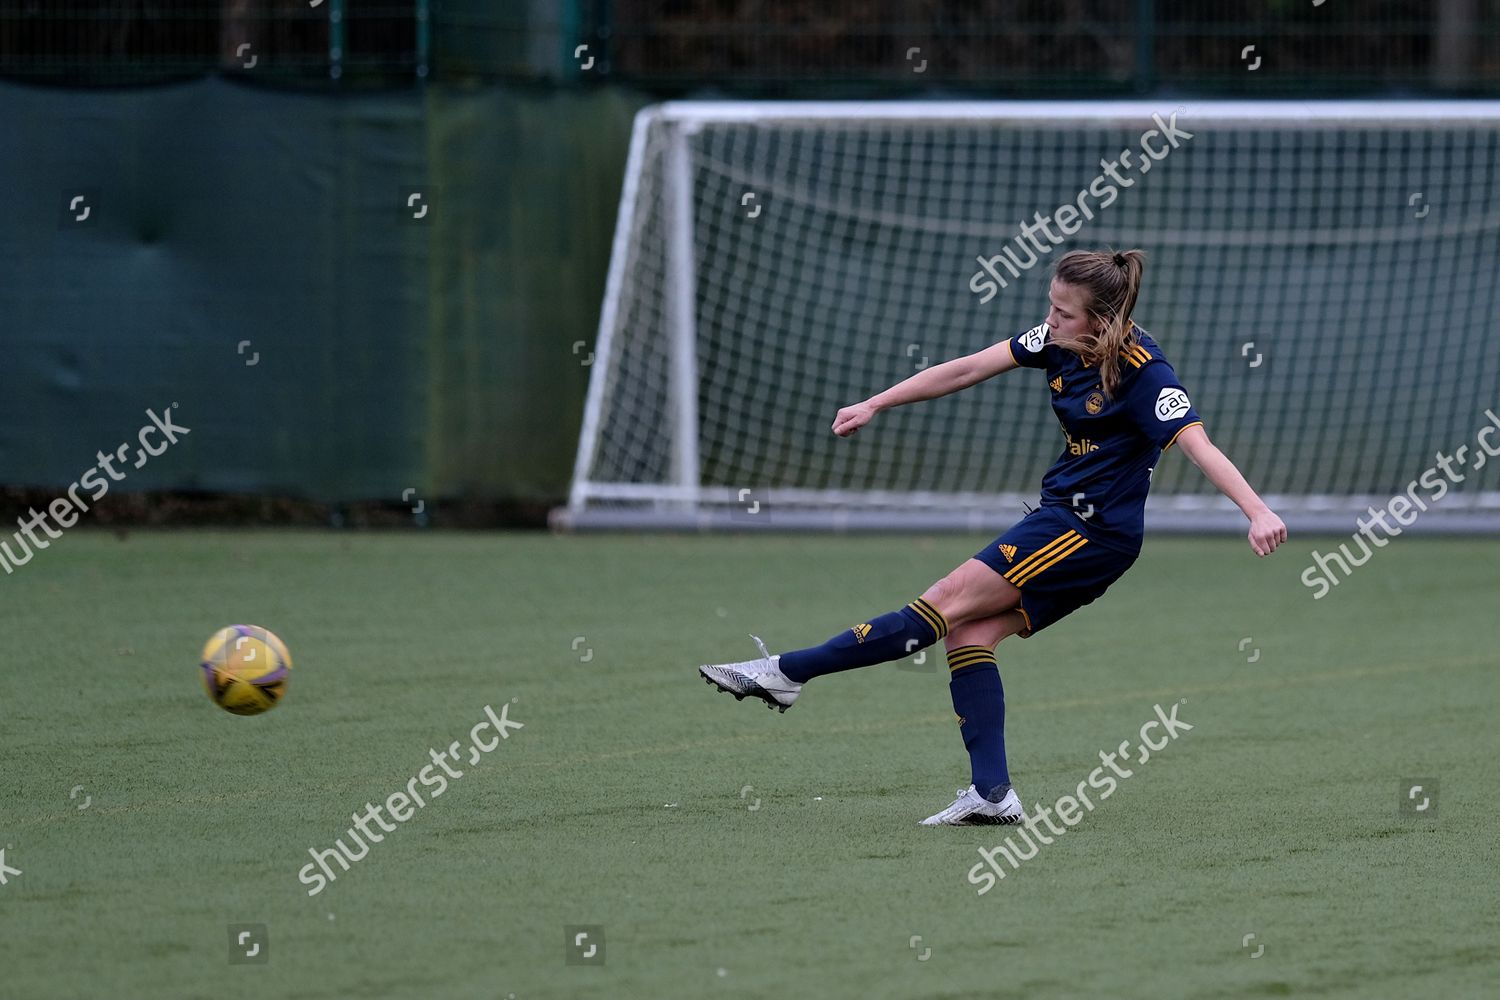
xmin=972 ymin=507 xmax=1138 ymax=636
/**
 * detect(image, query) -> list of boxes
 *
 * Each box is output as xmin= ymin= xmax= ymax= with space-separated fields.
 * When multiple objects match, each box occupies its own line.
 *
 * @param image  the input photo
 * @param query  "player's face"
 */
xmin=1045 ymin=279 xmax=1098 ymax=355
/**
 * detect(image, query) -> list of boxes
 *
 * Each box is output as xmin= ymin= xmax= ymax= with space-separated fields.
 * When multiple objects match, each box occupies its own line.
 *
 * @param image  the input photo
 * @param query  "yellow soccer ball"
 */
xmin=200 ymin=625 xmax=292 ymax=716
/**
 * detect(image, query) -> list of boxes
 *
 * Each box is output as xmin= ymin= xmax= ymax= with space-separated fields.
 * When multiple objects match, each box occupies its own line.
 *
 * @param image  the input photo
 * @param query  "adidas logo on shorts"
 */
xmin=999 ymin=544 xmax=1017 ymax=563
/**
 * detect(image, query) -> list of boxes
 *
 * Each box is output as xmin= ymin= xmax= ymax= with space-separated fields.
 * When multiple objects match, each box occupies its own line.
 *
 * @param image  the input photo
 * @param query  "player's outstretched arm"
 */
xmin=1174 ymin=425 xmax=1287 ymax=557
xmin=832 ymin=340 xmax=1020 ymax=437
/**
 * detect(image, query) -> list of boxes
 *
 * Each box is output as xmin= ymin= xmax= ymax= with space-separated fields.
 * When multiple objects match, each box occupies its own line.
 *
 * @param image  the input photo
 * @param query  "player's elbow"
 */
xmin=943 ymin=356 xmax=982 ymax=391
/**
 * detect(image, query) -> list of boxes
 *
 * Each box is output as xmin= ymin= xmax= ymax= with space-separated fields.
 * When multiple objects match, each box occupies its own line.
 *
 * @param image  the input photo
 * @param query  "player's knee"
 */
xmin=921 ymin=573 xmax=964 ymax=622
xmin=924 ymin=563 xmax=1017 ymax=629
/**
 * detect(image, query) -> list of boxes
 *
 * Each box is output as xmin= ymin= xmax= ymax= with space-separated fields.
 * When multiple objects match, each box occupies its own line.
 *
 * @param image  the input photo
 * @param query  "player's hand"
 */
xmin=832 ymin=401 xmax=877 ymax=437
xmin=1247 ymin=509 xmax=1287 ymax=557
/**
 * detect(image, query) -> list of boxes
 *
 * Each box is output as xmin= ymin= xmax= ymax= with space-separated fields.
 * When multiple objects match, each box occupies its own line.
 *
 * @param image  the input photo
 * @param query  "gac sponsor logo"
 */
xmin=1019 ymin=323 xmax=1048 ymax=353
xmin=1155 ymin=387 xmax=1191 ymax=421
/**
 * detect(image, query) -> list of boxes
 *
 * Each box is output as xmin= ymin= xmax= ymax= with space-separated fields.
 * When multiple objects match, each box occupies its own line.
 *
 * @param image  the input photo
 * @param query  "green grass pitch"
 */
xmin=5 ymin=529 xmax=1497 ymax=999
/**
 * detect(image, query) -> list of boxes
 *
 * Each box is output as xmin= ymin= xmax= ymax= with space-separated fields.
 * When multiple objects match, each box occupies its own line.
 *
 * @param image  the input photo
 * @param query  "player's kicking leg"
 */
xmin=698 ymin=554 xmax=1010 ymax=715
xmin=697 ymin=592 xmax=952 ymax=712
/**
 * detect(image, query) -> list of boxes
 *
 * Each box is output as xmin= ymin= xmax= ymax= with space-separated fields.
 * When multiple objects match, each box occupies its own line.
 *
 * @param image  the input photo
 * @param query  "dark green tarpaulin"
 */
xmin=0 ymin=77 xmax=642 ymax=504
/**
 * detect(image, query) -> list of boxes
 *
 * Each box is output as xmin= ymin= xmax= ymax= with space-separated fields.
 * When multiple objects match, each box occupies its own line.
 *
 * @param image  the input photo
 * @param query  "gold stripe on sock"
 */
xmin=947 ymin=645 xmax=997 ymax=672
xmin=908 ymin=598 xmax=950 ymax=639
xmin=907 ymin=600 xmax=942 ymax=634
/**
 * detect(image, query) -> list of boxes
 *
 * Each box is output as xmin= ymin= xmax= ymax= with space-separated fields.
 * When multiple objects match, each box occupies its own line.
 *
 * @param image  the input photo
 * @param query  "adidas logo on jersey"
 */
xmin=1049 ymin=376 xmax=1063 ymax=393
xmin=999 ymin=544 xmax=1017 ymax=562
xmin=852 ymin=623 xmax=872 ymax=643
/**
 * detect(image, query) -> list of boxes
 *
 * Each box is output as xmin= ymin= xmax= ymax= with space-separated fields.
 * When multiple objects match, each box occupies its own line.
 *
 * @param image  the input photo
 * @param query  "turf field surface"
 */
xmin=4 ymin=530 xmax=1497 ymax=999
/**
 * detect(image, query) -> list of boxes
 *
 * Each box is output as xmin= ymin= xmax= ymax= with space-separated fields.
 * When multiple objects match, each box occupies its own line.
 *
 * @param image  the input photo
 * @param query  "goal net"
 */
xmin=555 ymin=101 xmax=1500 ymax=533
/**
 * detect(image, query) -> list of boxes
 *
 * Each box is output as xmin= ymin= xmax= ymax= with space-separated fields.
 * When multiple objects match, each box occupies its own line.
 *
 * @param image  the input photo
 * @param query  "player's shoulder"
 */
xmin=1118 ymin=323 xmax=1198 ymax=420
xmin=1009 ymin=320 xmax=1063 ymax=369
xmin=1119 ymin=324 xmax=1179 ymax=384
xmin=1014 ymin=320 xmax=1050 ymax=354
xmin=1120 ymin=323 xmax=1163 ymax=366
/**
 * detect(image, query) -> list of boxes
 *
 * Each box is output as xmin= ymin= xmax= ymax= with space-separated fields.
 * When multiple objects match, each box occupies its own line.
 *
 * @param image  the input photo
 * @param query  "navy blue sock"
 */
xmin=778 ymin=598 xmax=949 ymax=683
xmin=946 ymin=645 xmax=1011 ymax=801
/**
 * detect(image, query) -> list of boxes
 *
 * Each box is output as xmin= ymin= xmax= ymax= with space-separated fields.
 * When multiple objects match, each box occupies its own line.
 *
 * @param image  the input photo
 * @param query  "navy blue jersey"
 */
xmin=1008 ymin=321 xmax=1202 ymax=554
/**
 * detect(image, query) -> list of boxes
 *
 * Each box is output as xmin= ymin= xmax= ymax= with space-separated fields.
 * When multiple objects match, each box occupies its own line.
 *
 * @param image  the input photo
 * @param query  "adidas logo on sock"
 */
xmin=851 ymin=623 xmax=872 ymax=643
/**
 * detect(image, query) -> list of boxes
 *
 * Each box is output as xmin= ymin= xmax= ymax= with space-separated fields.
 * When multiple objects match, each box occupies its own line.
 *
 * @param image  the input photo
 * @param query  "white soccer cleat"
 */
xmin=919 ymin=784 xmax=1025 ymax=826
xmin=698 ymin=634 xmax=802 ymax=712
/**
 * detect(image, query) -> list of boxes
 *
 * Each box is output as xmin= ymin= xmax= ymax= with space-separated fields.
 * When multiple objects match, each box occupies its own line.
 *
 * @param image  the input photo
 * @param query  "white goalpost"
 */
xmin=554 ymin=101 xmax=1500 ymax=533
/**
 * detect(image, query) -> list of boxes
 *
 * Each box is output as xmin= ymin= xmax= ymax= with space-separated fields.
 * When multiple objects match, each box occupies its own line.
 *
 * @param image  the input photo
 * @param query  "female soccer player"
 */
xmin=698 ymin=249 xmax=1286 ymax=825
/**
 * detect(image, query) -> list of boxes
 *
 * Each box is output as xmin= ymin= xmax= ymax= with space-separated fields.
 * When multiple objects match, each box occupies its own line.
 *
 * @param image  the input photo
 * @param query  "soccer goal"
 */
xmin=554 ymin=101 xmax=1500 ymax=533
